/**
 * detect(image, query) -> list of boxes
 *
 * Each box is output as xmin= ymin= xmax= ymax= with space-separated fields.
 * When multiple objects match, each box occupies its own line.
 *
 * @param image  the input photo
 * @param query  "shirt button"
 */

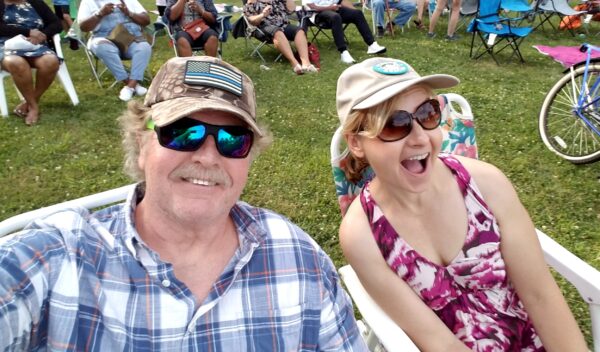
xmin=161 ymin=279 xmax=171 ymax=287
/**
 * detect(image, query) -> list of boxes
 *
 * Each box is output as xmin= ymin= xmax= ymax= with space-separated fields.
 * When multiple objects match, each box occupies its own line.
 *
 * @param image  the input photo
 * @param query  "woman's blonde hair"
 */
xmin=341 ymin=87 xmax=435 ymax=183
xmin=118 ymin=100 xmax=273 ymax=181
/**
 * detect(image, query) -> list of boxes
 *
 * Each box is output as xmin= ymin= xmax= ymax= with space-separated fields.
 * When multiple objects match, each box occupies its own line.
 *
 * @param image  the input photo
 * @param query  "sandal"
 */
xmin=13 ymin=102 xmax=28 ymax=118
xmin=302 ymin=64 xmax=318 ymax=73
xmin=293 ymin=64 xmax=304 ymax=75
xmin=413 ymin=19 xmax=425 ymax=30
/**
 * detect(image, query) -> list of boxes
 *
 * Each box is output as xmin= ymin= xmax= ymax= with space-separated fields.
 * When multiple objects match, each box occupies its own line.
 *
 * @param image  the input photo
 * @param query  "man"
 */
xmin=371 ymin=0 xmax=416 ymax=37
xmin=165 ymin=0 xmax=219 ymax=57
xmin=303 ymin=0 xmax=386 ymax=64
xmin=0 ymin=56 xmax=367 ymax=351
xmin=244 ymin=0 xmax=318 ymax=74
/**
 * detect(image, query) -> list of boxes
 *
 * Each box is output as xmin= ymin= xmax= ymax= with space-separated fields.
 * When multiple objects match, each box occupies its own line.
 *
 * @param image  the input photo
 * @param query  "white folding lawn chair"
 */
xmin=0 ymin=33 xmax=79 ymax=117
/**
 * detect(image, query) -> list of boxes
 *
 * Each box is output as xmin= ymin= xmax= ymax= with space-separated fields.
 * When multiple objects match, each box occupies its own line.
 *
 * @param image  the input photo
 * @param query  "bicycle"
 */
xmin=539 ymin=43 xmax=600 ymax=164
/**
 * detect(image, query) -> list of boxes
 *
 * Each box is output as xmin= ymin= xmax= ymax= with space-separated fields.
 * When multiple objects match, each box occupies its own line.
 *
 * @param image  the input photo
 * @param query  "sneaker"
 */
xmin=376 ymin=26 xmax=385 ymax=38
xmin=134 ymin=84 xmax=148 ymax=96
xmin=341 ymin=50 xmax=356 ymax=64
xmin=426 ymin=32 xmax=436 ymax=38
xmin=367 ymin=42 xmax=386 ymax=55
xmin=445 ymin=34 xmax=461 ymax=41
xmin=119 ymin=86 xmax=135 ymax=101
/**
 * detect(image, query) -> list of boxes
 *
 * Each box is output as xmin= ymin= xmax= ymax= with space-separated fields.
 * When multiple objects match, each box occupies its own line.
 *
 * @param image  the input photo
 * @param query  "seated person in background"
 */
xmin=371 ymin=0 xmax=415 ymax=37
xmin=303 ymin=0 xmax=385 ymax=64
xmin=78 ymin=0 xmax=152 ymax=101
xmin=336 ymin=58 xmax=589 ymax=351
xmin=52 ymin=0 xmax=78 ymax=49
xmin=0 ymin=0 xmax=61 ymax=125
xmin=244 ymin=0 xmax=317 ymax=74
xmin=165 ymin=0 xmax=219 ymax=57
xmin=0 ymin=56 xmax=368 ymax=351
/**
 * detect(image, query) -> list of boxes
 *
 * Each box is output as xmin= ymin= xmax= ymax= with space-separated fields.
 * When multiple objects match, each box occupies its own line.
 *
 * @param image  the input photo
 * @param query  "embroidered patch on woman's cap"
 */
xmin=372 ymin=60 xmax=409 ymax=75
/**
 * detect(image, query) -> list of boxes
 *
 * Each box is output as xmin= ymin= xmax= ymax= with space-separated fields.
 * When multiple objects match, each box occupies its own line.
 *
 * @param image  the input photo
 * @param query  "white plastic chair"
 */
xmin=331 ymin=94 xmax=600 ymax=352
xmin=0 ymin=33 xmax=79 ymax=118
xmin=0 ymin=184 xmax=134 ymax=237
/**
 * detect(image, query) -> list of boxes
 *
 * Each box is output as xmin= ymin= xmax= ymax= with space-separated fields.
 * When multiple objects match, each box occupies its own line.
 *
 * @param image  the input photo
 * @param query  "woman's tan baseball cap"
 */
xmin=336 ymin=58 xmax=460 ymax=124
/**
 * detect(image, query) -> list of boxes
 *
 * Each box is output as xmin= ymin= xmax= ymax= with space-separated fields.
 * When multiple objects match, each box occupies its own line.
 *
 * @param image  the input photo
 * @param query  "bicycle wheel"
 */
xmin=539 ymin=63 xmax=600 ymax=164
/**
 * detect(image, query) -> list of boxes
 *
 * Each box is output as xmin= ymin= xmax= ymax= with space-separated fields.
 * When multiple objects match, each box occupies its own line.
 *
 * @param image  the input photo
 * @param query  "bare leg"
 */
xmin=447 ymin=0 xmax=461 ymax=36
xmin=294 ymin=30 xmax=310 ymax=67
xmin=272 ymin=30 xmax=300 ymax=69
xmin=3 ymin=56 xmax=36 ymax=123
xmin=428 ymin=0 xmax=447 ymax=34
xmin=30 ymin=54 xmax=59 ymax=102
xmin=26 ymin=54 xmax=59 ymax=125
xmin=416 ymin=0 xmax=425 ymax=21
xmin=176 ymin=37 xmax=193 ymax=57
xmin=203 ymin=35 xmax=218 ymax=57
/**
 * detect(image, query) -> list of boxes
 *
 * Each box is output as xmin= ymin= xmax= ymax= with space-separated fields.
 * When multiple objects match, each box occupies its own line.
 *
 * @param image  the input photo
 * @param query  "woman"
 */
xmin=336 ymin=57 xmax=588 ymax=351
xmin=0 ymin=0 xmax=61 ymax=125
xmin=78 ymin=0 xmax=152 ymax=102
xmin=244 ymin=0 xmax=317 ymax=74
xmin=427 ymin=0 xmax=460 ymax=40
xmin=165 ymin=0 xmax=219 ymax=57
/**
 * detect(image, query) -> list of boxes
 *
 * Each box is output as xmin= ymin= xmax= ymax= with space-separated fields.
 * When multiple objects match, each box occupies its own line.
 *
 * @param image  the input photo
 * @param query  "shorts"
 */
xmin=53 ymin=4 xmax=71 ymax=19
xmin=259 ymin=23 xmax=301 ymax=41
xmin=175 ymin=27 xmax=218 ymax=48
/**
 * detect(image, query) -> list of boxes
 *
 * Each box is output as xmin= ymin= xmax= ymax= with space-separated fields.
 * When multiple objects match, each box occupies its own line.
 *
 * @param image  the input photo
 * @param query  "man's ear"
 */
xmin=346 ymin=133 xmax=365 ymax=159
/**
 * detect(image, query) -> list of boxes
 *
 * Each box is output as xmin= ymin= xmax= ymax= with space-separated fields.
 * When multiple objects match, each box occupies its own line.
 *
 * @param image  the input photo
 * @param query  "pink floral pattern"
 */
xmin=360 ymin=155 xmax=544 ymax=351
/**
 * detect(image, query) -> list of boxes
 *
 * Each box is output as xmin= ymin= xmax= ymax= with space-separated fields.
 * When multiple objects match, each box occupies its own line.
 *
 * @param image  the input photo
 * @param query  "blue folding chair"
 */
xmin=467 ymin=0 xmax=533 ymax=64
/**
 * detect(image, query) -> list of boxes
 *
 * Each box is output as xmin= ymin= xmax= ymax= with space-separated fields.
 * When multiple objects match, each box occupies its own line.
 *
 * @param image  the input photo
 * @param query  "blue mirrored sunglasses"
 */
xmin=147 ymin=117 xmax=254 ymax=158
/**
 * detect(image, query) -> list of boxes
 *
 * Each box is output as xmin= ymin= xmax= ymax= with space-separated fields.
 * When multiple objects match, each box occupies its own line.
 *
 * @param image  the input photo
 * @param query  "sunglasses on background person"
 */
xmin=147 ymin=117 xmax=254 ymax=158
xmin=377 ymin=98 xmax=442 ymax=142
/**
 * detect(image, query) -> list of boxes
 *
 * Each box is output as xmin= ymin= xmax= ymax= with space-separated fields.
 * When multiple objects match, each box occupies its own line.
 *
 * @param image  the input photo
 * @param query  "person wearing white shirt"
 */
xmin=303 ymin=0 xmax=385 ymax=64
xmin=78 ymin=0 xmax=152 ymax=101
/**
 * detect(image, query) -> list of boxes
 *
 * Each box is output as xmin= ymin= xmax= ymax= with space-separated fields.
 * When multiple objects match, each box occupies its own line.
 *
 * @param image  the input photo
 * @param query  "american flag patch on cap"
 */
xmin=184 ymin=61 xmax=243 ymax=96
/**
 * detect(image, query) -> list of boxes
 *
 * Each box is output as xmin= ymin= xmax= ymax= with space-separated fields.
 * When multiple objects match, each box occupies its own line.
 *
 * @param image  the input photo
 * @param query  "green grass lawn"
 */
xmin=1 ymin=1 xmax=599 ymax=346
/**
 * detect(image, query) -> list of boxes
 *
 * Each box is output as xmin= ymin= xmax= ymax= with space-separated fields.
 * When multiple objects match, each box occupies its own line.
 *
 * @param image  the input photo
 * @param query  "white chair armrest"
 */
xmin=537 ymin=228 xmax=600 ymax=352
xmin=339 ymin=265 xmax=420 ymax=352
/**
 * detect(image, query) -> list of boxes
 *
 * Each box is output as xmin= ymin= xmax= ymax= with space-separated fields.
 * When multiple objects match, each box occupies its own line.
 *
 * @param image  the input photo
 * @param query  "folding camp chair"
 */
xmin=467 ymin=0 xmax=533 ymax=64
xmin=0 ymin=33 xmax=79 ymax=117
xmin=66 ymin=22 xmax=154 ymax=88
xmin=535 ymin=0 xmax=587 ymax=36
xmin=298 ymin=4 xmax=351 ymax=47
xmin=231 ymin=15 xmax=283 ymax=63
xmin=456 ymin=0 xmax=478 ymax=31
xmin=153 ymin=14 xmax=232 ymax=58
xmin=330 ymin=93 xmax=600 ymax=352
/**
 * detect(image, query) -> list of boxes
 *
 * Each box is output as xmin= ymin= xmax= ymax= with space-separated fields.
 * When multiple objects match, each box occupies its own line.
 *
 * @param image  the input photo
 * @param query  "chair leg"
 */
xmin=57 ymin=63 xmax=79 ymax=106
xmin=0 ymin=72 xmax=8 ymax=117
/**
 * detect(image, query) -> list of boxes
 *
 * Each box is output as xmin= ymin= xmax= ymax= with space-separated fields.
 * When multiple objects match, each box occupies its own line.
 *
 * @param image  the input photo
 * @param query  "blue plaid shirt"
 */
xmin=0 ymin=184 xmax=367 ymax=351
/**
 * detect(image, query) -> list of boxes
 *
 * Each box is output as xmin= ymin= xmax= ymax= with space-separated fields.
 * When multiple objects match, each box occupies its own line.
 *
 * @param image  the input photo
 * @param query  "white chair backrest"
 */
xmin=0 ymin=184 xmax=135 ymax=238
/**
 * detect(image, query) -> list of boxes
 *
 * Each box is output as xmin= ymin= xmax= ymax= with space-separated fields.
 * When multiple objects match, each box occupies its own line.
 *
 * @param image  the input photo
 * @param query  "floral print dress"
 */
xmin=0 ymin=2 xmax=54 ymax=60
xmin=360 ymin=154 xmax=545 ymax=351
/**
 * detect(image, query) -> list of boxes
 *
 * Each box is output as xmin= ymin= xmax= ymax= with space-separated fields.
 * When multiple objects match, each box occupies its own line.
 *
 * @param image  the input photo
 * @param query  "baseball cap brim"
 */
xmin=353 ymin=74 xmax=460 ymax=110
xmin=151 ymin=96 xmax=264 ymax=137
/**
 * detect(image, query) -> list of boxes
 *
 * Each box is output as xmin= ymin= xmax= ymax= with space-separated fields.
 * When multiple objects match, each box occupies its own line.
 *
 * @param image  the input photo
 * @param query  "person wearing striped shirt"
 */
xmin=0 ymin=56 xmax=368 ymax=351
